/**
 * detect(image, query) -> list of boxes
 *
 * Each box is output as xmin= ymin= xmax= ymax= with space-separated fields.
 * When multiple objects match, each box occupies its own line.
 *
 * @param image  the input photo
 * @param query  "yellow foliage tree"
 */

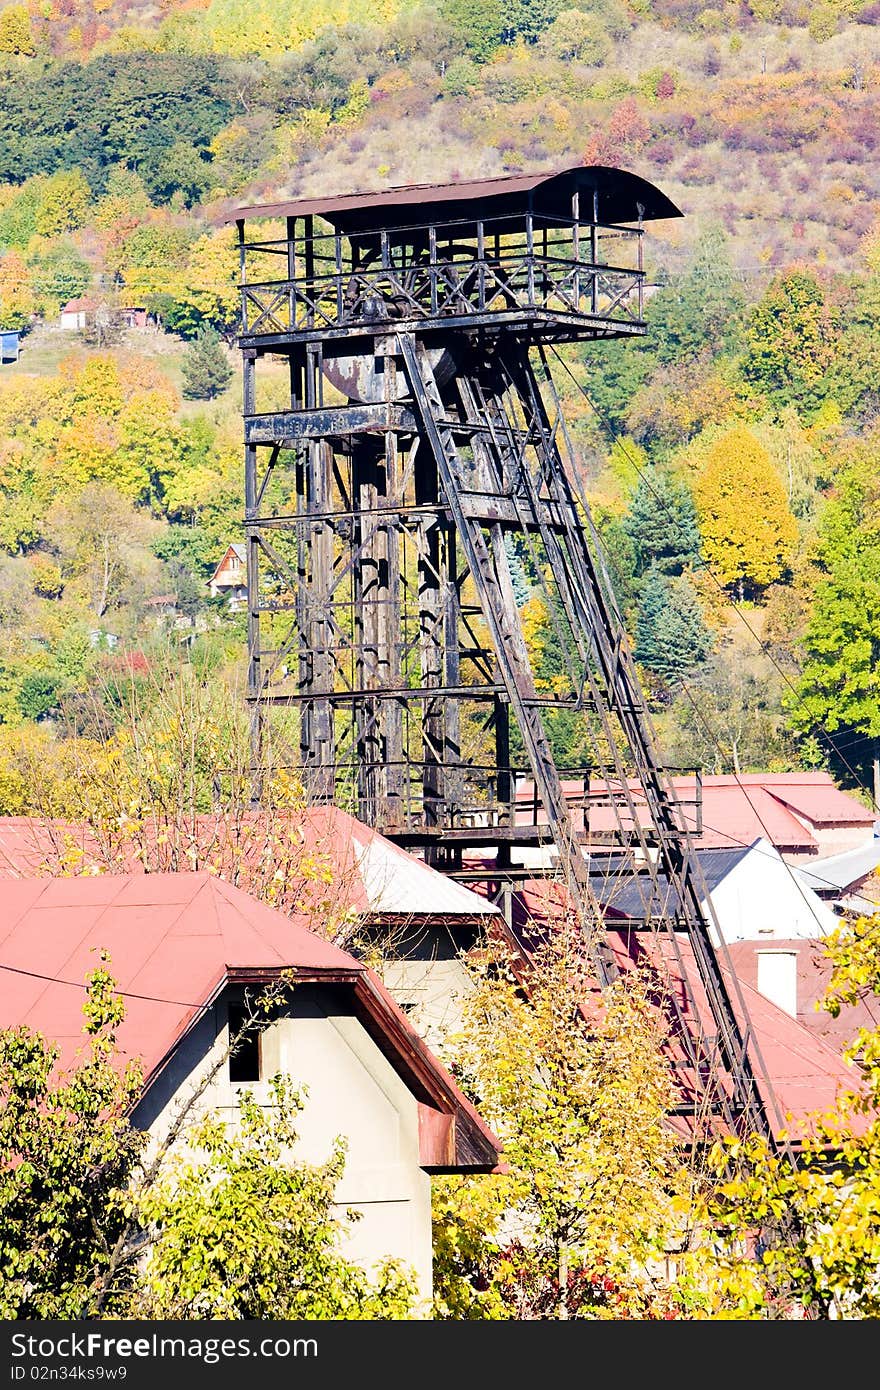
xmin=693 ymin=425 xmax=798 ymax=598
xmin=0 ymin=3 xmax=35 ymax=54
xmin=34 ymin=171 xmax=91 ymax=238
xmin=433 ymin=923 xmax=689 ymax=1319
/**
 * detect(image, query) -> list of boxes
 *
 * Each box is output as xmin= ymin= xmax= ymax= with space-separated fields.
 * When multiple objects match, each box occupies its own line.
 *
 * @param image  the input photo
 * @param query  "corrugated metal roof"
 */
xmin=0 ymin=808 xmax=499 ymax=916
xmin=514 ymin=772 xmax=874 ymax=854
xmin=476 ymin=875 xmax=865 ymax=1141
xmin=793 ymin=836 xmax=880 ymax=894
xmin=233 ymin=164 xmax=682 ymax=231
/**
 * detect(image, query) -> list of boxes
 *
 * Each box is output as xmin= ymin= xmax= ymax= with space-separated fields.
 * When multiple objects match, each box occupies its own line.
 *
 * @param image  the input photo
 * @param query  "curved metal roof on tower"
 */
xmin=233 ymin=164 xmax=682 ymax=231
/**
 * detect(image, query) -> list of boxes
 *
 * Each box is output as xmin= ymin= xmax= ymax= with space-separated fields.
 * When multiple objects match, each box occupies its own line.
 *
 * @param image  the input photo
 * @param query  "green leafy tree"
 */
xmin=27 ymin=238 xmax=92 ymax=312
xmin=0 ymin=178 xmax=44 ymax=250
xmin=439 ymin=0 xmax=509 ymax=60
xmin=539 ymin=9 xmax=611 ymax=62
xmin=664 ymin=650 xmax=795 ymax=775
xmin=623 ymin=468 xmax=701 ymax=577
xmin=0 ymin=960 xmax=144 ymax=1319
xmin=790 ymin=566 xmax=880 ymax=784
xmin=0 ymin=968 xmax=419 ymax=1320
xmin=134 ymin=1074 xmax=417 ymax=1319
xmin=740 ymin=269 xmax=837 ymax=418
xmin=17 ymin=668 xmax=61 ymax=720
xmin=693 ymin=426 xmax=798 ymax=599
xmin=181 ymin=325 xmax=234 ymax=400
xmin=634 ymin=568 xmax=713 ymax=684
xmin=648 ymin=227 xmax=746 ymax=367
xmin=788 ymin=444 xmax=880 ymax=783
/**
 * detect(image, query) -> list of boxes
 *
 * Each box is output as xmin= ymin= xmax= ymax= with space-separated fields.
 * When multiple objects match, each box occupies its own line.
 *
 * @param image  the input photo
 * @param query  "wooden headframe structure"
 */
xmin=233 ymin=165 xmax=783 ymax=1144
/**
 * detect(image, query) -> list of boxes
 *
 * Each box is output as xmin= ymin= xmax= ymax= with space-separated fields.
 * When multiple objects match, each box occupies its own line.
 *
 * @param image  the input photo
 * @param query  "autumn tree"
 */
xmin=682 ymin=912 xmax=880 ymax=1319
xmin=172 ymin=225 xmax=240 ymax=339
xmin=433 ymin=924 xmax=688 ymax=1319
xmin=0 ymin=249 xmax=36 ymax=331
xmin=693 ymin=426 xmax=798 ymax=599
xmin=48 ymin=483 xmax=161 ymax=617
xmin=0 ymin=4 xmax=35 ymax=55
xmin=33 ymin=169 xmax=91 ymax=238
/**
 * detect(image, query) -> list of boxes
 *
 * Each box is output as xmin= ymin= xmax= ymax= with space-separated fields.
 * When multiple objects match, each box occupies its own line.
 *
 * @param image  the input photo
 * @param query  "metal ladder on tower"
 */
xmin=398 ymin=329 xmax=783 ymax=1144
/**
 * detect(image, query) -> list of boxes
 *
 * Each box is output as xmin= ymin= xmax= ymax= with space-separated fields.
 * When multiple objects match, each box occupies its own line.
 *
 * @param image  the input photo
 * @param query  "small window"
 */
xmin=228 ymin=1004 xmax=261 ymax=1083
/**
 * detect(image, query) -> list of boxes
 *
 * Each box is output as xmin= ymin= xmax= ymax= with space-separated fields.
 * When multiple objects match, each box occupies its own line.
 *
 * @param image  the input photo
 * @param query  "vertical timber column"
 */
xmin=349 ymin=366 xmax=405 ymax=830
xmin=299 ymin=344 xmax=335 ymax=801
xmin=352 ymin=438 xmax=382 ymax=824
xmin=414 ymin=429 xmax=446 ymax=852
xmin=243 ymin=347 xmax=263 ymax=783
xmin=382 ymin=350 xmax=405 ymax=822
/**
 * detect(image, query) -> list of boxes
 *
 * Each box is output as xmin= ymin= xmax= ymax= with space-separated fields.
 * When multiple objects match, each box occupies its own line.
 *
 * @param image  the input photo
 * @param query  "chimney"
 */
xmin=756 ymin=950 xmax=798 ymax=1018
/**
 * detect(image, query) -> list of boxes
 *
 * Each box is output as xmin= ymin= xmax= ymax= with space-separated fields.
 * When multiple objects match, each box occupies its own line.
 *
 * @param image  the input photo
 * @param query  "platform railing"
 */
xmin=238 ymin=212 xmax=644 ymax=338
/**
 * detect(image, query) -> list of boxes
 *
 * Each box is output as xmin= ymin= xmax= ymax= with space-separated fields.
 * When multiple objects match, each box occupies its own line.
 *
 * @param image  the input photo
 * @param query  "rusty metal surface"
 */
xmin=233 ymin=164 xmax=682 ymax=230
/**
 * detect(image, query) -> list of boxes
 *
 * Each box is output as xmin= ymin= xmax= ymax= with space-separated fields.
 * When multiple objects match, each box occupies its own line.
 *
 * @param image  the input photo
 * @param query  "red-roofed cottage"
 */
xmin=0 ymin=872 xmax=501 ymax=1306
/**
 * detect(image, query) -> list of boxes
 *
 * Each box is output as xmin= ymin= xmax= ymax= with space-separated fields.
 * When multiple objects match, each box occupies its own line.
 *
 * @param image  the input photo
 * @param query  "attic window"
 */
xmin=228 ymin=1004 xmax=261 ymax=1083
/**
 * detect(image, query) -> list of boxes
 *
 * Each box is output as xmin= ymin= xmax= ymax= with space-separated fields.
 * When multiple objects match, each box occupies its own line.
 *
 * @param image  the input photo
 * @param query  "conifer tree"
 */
xmin=181 ymin=325 xmax=233 ymax=401
xmin=634 ymin=569 xmax=712 ymax=683
xmin=623 ymin=468 xmax=701 ymax=577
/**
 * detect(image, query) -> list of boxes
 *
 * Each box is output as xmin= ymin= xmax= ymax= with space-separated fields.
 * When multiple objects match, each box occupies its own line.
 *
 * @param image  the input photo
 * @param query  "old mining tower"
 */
xmin=234 ymin=165 xmax=781 ymax=1143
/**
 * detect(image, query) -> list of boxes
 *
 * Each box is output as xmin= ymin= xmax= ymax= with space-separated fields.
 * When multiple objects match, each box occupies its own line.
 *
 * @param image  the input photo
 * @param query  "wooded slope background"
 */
xmin=0 ymin=0 xmax=879 ymax=807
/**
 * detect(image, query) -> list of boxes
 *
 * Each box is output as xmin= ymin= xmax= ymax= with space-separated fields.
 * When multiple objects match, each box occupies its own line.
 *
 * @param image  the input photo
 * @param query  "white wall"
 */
xmin=706 ymin=838 xmax=838 ymax=945
xmin=135 ymin=983 xmax=433 ymax=1311
xmin=380 ymin=956 xmax=475 ymax=1056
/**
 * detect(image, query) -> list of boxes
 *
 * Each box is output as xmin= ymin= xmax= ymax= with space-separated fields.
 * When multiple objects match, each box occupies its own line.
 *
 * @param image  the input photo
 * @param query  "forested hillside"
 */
xmin=0 ymin=0 xmax=878 ymax=807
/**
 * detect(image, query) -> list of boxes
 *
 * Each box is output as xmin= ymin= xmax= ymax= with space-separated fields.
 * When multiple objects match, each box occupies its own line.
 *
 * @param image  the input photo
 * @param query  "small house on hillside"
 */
xmin=0 ymin=872 xmax=502 ymax=1306
xmin=0 ymin=329 xmax=20 ymax=364
xmin=60 ymin=297 xmax=96 ymax=331
xmin=120 ymin=305 xmax=148 ymax=329
xmin=208 ymin=543 xmax=247 ymax=610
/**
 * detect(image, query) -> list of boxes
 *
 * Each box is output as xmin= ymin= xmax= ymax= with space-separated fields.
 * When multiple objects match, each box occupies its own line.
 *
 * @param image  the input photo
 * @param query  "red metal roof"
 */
xmin=515 ymin=772 xmax=874 ymax=856
xmin=0 ymin=807 xmax=498 ymax=921
xmin=726 ymin=937 xmax=880 ymax=1057
xmin=473 ymin=873 xmax=864 ymax=1143
xmin=0 ymin=872 xmax=500 ymax=1171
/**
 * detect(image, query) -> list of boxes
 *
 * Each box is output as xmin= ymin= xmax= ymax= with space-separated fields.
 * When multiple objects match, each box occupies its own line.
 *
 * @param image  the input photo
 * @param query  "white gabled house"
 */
xmin=207 ymin=543 xmax=247 ymax=611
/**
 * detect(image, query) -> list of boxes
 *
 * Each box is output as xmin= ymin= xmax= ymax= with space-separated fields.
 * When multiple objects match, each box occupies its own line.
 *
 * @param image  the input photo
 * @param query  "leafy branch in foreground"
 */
xmin=0 ymin=966 xmax=417 ymax=1320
